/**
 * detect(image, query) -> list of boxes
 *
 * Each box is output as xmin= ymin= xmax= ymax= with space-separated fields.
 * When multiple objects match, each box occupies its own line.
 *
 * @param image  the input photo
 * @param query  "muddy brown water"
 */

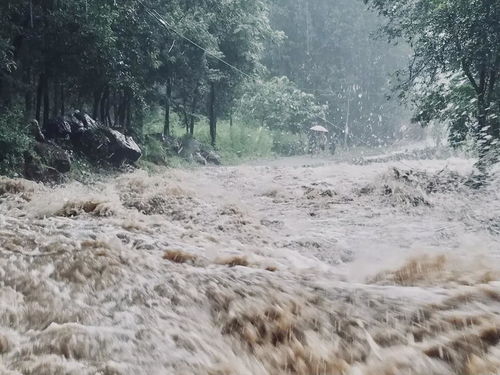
xmin=0 ymin=156 xmax=499 ymax=375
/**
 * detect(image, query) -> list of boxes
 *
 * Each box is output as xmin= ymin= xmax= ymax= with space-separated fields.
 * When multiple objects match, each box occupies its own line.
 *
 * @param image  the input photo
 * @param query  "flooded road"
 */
xmin=1 ymin=155 xmax=499 ymax=374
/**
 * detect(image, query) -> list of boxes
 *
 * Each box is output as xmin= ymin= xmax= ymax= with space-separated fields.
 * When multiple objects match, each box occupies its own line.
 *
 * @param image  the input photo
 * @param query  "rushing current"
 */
xmin=0 ymin=152 xmax=499 ymax=375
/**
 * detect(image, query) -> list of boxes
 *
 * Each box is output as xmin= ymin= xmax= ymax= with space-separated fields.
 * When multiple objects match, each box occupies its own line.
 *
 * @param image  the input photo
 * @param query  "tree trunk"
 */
xmin=116 ymin=91 xmax=125 ymax=127
xmin=105 ymin=89 xmax=112 ymax=126
xmin=111 ymin=90 xmax=118 ymax=125
xmin=0 ymin=75 xmax=12 ymax=108
xmin=189 ymin=85 xmax=199 ymax=136
xmin=29 ymin=0 xmax=34 ymax=28
xmin=125 ymin=98 xmax=132 ymax=134
xmin=183 ymin=110 xmax=189 ymax=134
xmin=209 ymin=82 xmax=217 ymax=147
xmin=42 ymin=74 xmax=50 ymax=128
xmin=60 ymin=84 xmax=65 ymax=116
xmin=189 ymin=117 xmax=195 ymax=136
xmin=36 ymin=74 xmax=43 ymax=123
xmin=106 ymin=107 xmax=112 ymax=127
xmin=92 ymin=90 xmax=101 ymax=120
xmin=181 ymin=96 xmax=189 ymax=134
xmin=476 ymin=87 xmax=498 ymax=167
xmin=126 ymin=91 xmax=133 ymax=133
xmin=477 ymin=94 xmax=487 ymax=135
xmin=24 ymin=68 xmax=33 ymax=121
xmin=52 ymin=79 xmax=59 ymax=118
xmin=100 ymin=87 xmax=108 ymax=125
xmin=344 ymin=96 xmax=351 ymax=147
xmin=163 ymin=77 xmax=172 ymax=136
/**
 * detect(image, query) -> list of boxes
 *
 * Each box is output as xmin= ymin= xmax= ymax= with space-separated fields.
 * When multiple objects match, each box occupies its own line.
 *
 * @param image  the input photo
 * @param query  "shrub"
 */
xmin=208 ymin=121 xmax=274 ymax=161
xmin=142 ymin=110 xmax=311 ymax=163
xmin=143 ymin=136 xmax=169 ymax=165
xmin=272 ymin=131 xmax=308 ymax=156
xmin=237 ymin=77 xmax=326 ymax=133
xmin=0 ymin=109 xmax=32 ymax=175
xmin=174 ymin=118 xmax=275 ymax=162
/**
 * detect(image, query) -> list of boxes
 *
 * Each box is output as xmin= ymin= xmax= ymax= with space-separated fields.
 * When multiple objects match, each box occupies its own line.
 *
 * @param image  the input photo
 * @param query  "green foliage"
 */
xmin=0 ymin=0 xmax=275 ymax=143
xmin=238 ymin=77 xmax=326 ymax=133
xmin=142 ymin=110 xmax=311 ymax=162
xmin=0 ymin=0 xmax=441 ymax=173
xmin=272 ymin=131 xmax=308 ymax=156
xmin=143 ymin=136 xmax=169 ymax=165
xmin=0 ymin=110 xmax=31 ymax=175
xmin=365 ymin=0 xmax=500 ymax=158
xmin=412 ymin=74 xmax=477 ymax=148
xmin=181 ymin=120 xmax=274 ymax=162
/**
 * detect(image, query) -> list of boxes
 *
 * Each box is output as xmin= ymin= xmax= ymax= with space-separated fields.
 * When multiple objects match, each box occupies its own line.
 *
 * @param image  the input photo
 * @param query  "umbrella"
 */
xmin=310 ymin=125 xmax=329 ymax=133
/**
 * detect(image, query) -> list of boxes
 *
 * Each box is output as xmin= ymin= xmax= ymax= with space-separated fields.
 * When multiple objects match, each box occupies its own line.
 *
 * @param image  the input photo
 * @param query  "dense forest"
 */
xmin=0 ymin=0 xmax=499 ymax=176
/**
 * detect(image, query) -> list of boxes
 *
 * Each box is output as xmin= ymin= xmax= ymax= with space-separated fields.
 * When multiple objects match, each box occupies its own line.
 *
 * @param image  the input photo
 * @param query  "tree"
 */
xmin=148 ymin=0 xmax=275 ymax=145
xmin=364 ymin=0 xmax=500 ymax=164
xmin=264 ymin=0 xmax=409 ymax=146
xmin=238 ymin=77 xmax=326 ymax=133
xmin=200 ymin=0 xmax=275 ymax=146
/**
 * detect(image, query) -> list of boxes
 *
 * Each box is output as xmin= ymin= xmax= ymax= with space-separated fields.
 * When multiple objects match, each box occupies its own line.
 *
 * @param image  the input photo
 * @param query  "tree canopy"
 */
xmin=365 ymin=0 xmax=500 ymax=162
xmin=0 ymin=0 xmax=274 ymax=145
xmin=7 ymin=0 xmax=486 ymax=169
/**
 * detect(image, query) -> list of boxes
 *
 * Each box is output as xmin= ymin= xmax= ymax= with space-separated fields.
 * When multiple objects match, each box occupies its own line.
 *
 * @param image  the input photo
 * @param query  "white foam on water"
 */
xmin=0 ymin=154 xmax=499 ymax=374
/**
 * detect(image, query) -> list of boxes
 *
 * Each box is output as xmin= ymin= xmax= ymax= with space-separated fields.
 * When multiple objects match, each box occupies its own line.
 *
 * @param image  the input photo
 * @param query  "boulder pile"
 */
xmin=24 ymin=112 xmax=142 ymax=182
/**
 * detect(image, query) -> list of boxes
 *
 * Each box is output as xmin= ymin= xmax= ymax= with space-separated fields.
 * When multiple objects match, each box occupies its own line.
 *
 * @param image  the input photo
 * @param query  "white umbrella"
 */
xmin=310 ymin=125 xmax=329 ymax=133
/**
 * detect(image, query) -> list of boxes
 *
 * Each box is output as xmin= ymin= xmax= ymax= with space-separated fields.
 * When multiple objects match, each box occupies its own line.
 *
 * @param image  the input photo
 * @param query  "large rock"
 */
xmin=107 ymin=129 xmax=142 ymax=165
xmin=201 ymin=150 xmax=222 ymax=165
xmin=34 ymin=142 xmax=71 ymax=173
xmin=72 ymin=110 xmax=98 ymax=129
xmin=179 ymin=137 xmax=202 ymax=160
xmin=179 ymin=136 xmax=221 ymax=165
xmin=24 ymin=142 xmax=71 ymax=182
xmin=72 ymin=126 xmax=113 ymax=162
xmin=24 ymin=112 xmax=141 ymax=179
xmin=44 ymin=117 xmax=72 ymax=139
xmin=30 ymin=120 xmax=45 ymax=142
xmin=162 ymin=135 xmax=182 ymax=154
xmin=71 ymin=123 xmax=142 ymax=166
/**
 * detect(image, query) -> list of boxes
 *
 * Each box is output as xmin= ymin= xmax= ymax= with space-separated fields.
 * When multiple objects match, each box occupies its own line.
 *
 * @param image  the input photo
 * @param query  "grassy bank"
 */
xmin=143 ymin=112 xmax=309 ymax=165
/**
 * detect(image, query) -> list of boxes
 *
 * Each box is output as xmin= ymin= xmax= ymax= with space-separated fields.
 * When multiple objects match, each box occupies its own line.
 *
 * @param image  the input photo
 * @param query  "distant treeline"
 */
xmin=0 ymin=0 xmax=412 ymax=148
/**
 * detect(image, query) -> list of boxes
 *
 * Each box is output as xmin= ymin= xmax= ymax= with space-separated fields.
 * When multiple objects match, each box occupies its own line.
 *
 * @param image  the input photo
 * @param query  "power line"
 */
xmin=138 ymin=1 xmax=252 ymax=79
xmin=138 ymin=0 xmax=372 ymax=147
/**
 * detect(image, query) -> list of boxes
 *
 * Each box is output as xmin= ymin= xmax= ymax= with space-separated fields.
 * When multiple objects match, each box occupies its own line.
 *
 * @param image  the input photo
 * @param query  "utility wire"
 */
xmin=138 ymin=0 xmax=372 ymax=147
xmin=139 ymin=1 xmax=252 ymax=79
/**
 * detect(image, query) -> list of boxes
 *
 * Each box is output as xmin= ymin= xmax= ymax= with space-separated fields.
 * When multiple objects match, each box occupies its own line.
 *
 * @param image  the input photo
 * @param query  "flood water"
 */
xmin=1 ymin=154 xmax=499 ymax=375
